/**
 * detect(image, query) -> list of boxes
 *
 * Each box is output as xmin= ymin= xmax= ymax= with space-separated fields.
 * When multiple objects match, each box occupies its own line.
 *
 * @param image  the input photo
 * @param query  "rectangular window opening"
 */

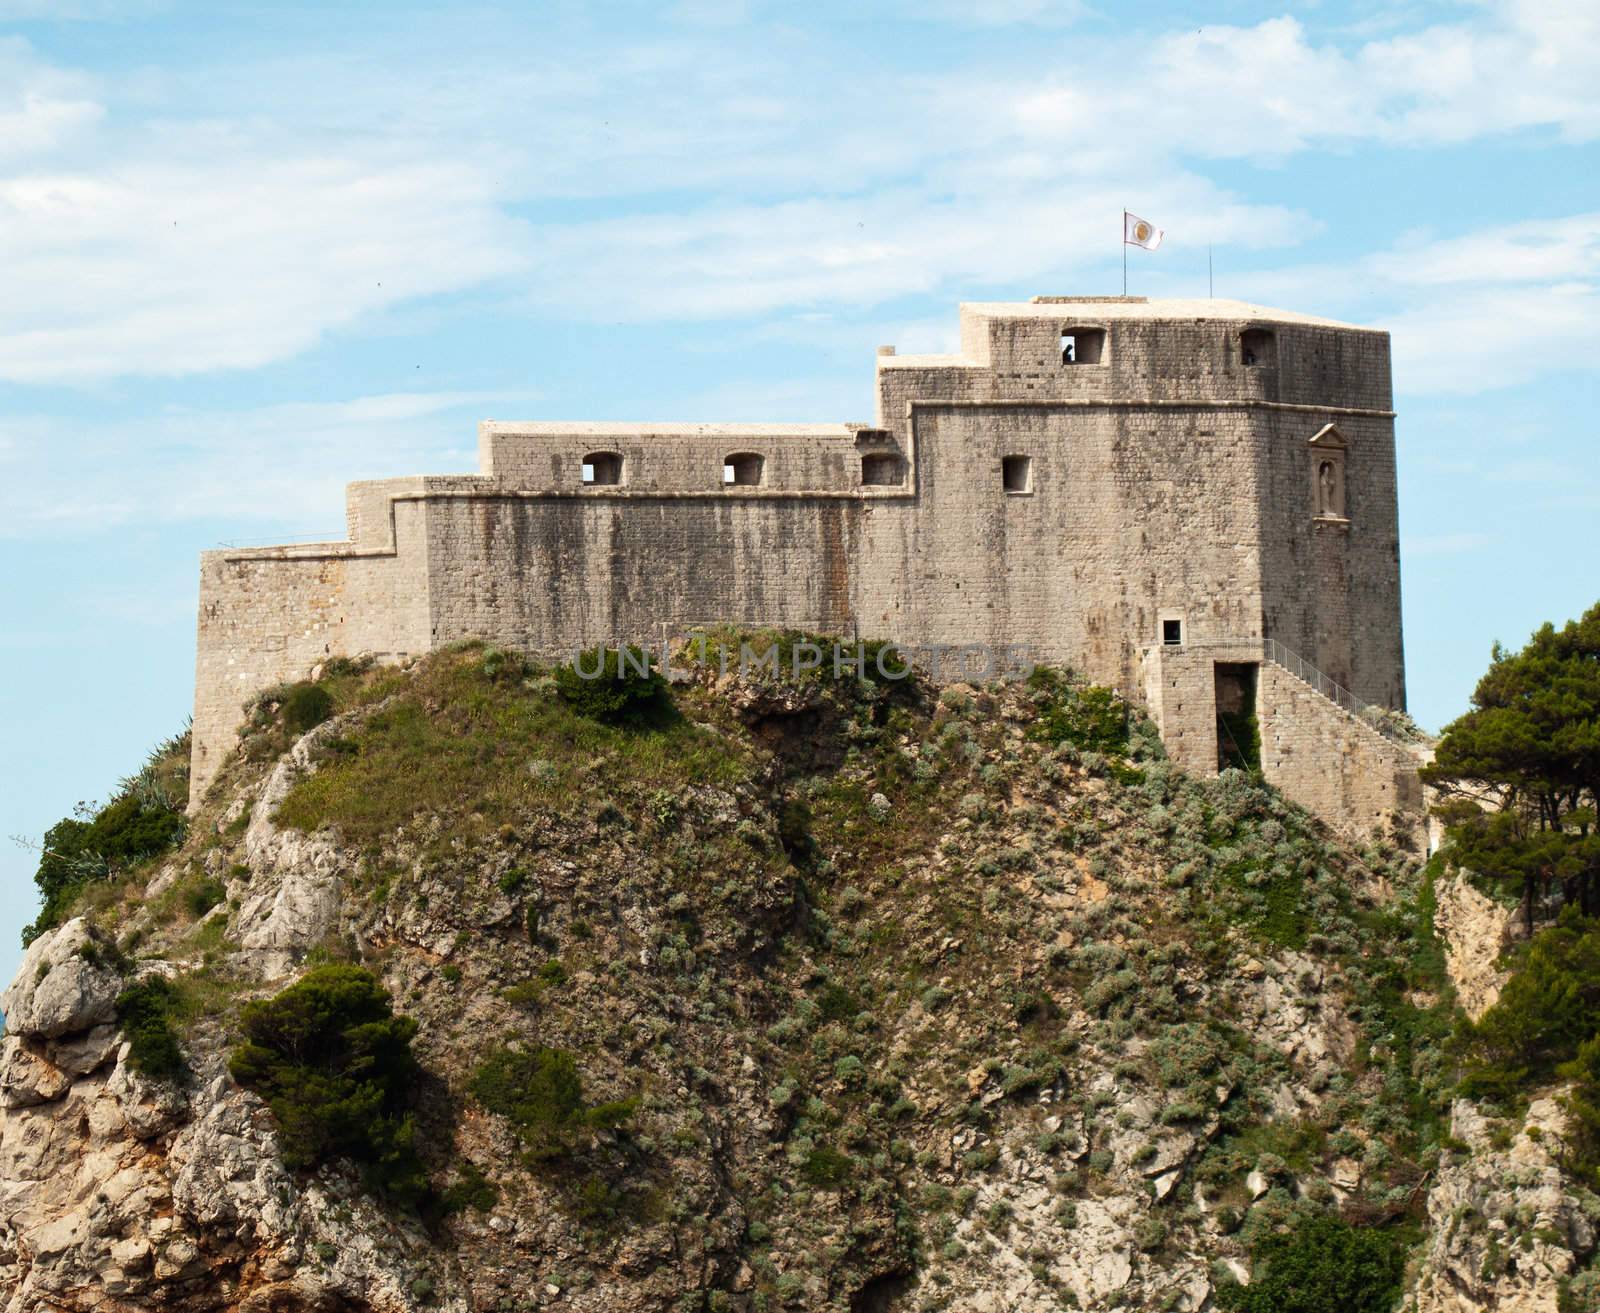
xmin=1060 ymin=327 xmax=1105 ymax=365
xmin=1240 ymin=328 xmax=1277 ymax=367
xmin=1162 ymin=618 xmax=1183 ymax=646
xmin=1002 ymin=454 xmax=1033 ymax=494
xmin=723 ymin=452 xmax=764 ymax=486
xmin=860 ymin=452 xmax=904 ymax=486
xmin=582 ymin=451 xmax=623 ymax=486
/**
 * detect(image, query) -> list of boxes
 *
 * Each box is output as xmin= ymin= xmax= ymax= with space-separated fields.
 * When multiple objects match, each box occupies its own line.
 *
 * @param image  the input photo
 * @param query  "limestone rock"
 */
xmin=233 ymin=723 xmax=348 ymax=977
xmin=1412 ymin=1097 xmax=1597 ymax=1313
xmin=48 ymin=1025 xmax=119 ymax=1078
xmin=1434 ymin=874 xmax=1513 ymax=1021
xmin=0 ymin=920 xmax=122 ymax=1040
xmin=0 ymin=1040 xmax=69 ymax=1108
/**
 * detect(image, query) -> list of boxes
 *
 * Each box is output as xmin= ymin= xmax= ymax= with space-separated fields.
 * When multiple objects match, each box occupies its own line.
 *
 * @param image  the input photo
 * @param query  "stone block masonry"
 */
xmin=192 ymin=295 xmax=1420 ymax=839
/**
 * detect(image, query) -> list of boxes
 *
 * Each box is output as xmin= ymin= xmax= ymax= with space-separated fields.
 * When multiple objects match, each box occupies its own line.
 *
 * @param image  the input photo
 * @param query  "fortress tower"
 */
xmin=193 ymin=296 xmax=1425 ymax=836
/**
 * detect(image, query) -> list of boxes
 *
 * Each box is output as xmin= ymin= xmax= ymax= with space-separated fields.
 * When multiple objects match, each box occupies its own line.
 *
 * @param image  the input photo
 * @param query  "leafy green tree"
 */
xmin=1423 ymin=601 xmax=1600 ymax=933
xmin=1216 ymin=1214 xmax=1406 ymax=1313
xmin=1456 ymin=908 xmax=1600 ymax=1101
xmin=27 ymin=792 xmax=186 ymax=944
xmin=229 ymin=965 xmax=425 ymax=1203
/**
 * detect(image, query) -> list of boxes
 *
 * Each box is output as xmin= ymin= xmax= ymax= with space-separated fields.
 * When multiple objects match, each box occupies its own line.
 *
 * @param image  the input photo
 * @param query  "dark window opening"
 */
xmin=723 ymin=452 xmax=764 ymax=486
xmin=1162 ymin=618 xmax=1183 ymax=646
xmin=1002 ymin=454 xmax=1032 ymax=493
xmin=1240 ymin=328 xmax=1276 ymax=367
xmin=860 ymin=453 xmax=903 ymax=486
xmin=1060 ymin=327 xmax=1105 ymax=365
xmin=581 ymin=451 xmax=623 ymax=486
xmin=1215 ymin=662 xmax=1261 ymax=771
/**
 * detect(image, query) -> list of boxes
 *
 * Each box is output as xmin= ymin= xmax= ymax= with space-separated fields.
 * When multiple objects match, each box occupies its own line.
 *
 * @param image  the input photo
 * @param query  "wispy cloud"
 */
xmin=0 ymin=3 xmax=1597 ymax=391
xmin=0 ymin=151 xmax=530 ymax=382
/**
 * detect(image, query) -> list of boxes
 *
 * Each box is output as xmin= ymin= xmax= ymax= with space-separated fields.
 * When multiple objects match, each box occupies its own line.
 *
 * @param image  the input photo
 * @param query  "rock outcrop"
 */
xmin=2 ymin=647 xmax=1596 ymax=1312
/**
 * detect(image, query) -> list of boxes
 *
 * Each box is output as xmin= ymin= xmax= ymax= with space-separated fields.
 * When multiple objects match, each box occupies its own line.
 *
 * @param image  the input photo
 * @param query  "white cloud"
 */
xmin=1 ymin=3 xmax=1597 ymax=389
xmin=527 ymin=180 xmax=1309 ymax=321
xmin=899 ymin=0 xmax=1085 ymax=27
xmin=0 ymin=154 xmax=530 ymax=383
xmin=0 ymin=38 xmax=100 ymax=157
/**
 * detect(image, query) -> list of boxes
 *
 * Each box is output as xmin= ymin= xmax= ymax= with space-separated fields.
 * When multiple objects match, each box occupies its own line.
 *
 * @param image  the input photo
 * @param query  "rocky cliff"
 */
xmin=2 ymin=642 xmax=1596 ymax=1312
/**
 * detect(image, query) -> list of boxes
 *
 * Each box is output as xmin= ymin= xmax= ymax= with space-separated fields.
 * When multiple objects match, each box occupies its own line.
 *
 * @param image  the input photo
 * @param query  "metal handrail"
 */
xmin=1142 ymin=636 xmax=1420 ymax=747
xmin=1260 ymin=637 xmax=1418 ymax=746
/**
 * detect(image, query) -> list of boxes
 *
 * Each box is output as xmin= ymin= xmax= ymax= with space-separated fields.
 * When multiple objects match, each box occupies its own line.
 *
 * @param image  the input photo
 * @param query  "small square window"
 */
xmin=1240 ymin=329 xmax=1276 ymax=367
xmin=1162 ymin=619 xmax=1183 ymax=646
xmin=1002 ymin=454 xmax=1032 ymax=494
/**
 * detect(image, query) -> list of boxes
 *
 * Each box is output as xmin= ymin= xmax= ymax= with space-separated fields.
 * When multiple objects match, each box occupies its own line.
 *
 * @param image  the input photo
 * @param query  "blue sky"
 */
xmin=2 ymin=0 xmax=1597 ymax=974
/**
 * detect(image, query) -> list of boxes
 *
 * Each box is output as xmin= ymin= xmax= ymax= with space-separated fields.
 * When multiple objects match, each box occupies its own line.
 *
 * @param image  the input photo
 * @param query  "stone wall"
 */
xmin=1257 ymin=660 xmax=1426 ymax=846
xmin=190 ymin=295 xmax=1417 ymax=840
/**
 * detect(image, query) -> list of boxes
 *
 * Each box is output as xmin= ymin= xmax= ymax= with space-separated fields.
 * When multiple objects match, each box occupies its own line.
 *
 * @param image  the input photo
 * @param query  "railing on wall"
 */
xmin=1146 ymin=636 xmax=1423 ymax=748
xmin=1259 ymin=638 xmax=1420 ymax=747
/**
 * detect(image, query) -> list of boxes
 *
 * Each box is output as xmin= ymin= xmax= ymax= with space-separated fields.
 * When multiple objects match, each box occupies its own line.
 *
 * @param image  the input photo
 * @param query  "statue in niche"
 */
xmin=1316 ymin=457 xmax=1344 ymax=518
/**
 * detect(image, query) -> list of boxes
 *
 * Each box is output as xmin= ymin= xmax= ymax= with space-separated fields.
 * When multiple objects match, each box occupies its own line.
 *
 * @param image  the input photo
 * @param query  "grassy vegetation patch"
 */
xmin=272 ymin=647 xmax=753 ymax=844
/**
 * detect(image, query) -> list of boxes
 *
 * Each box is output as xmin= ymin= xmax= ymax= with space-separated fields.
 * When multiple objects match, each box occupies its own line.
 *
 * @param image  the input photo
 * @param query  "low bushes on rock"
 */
xmin=27 ymin=777 xmax=187 ymax=945
xmin=469 ymin=1043 xmax=634 ymax=1161
xmin=1215 ymin=1213 xmax=1406 ymax=1313
xmin=281 ymin=682 xmax=335 ymax=735
xmin=116 ymin=977 xmax=184 ymax=1080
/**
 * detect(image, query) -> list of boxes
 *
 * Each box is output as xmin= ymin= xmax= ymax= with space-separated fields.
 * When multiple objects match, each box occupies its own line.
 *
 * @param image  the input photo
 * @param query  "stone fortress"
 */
xmin=192 ymin=295 xmax=1427 ymax=837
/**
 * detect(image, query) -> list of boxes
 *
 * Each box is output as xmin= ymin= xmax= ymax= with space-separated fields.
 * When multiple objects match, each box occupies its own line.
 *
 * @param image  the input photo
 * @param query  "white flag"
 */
xmin=1124 ymin=212 xmax=1163 ymax=250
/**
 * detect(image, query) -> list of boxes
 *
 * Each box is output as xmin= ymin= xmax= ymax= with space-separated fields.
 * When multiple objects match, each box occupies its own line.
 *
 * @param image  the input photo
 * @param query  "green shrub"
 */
xmin=816 ymin=982 xmax=860 ymax=1022
xmin=116 ymin=977 xmax=184 ymax=1081
xmin=228 ymin=965 xmax=425 ymax=1202
xmin=800 ymin=1145 xmax=853 ymax=1189
xmin=282 ymin=682 xmax=335 ymax=735
xmin=27 ymin=784 xmax=187 ymax=944
xmin=185 ymin=877 xmax=227 ymax=919
xmin=555 ymin=646 xmax=668 ymax=724
xmin=441 ymin=1162 xmax=499 ymax=1214
xmin=469 ymin=1044 xmax=634 ymax=1161
xmin=1026 ymin=669 xmax=1130 ymax=755
xmin=1215 ymin=1214 xmax=1406 ymax=1313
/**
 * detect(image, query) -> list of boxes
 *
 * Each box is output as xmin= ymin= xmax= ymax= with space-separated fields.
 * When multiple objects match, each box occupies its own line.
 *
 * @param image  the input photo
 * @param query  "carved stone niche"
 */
xmin=1308 ymin=423 xmax=1349 ymax=524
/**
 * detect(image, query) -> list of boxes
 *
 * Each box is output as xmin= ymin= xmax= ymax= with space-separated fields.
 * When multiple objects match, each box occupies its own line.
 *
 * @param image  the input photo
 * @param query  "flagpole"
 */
xmin=1122 ymin=210 xmax=1127 ymax=297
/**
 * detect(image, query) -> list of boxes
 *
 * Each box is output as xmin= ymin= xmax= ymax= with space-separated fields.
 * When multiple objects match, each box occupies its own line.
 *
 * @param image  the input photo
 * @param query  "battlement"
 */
xmin=192 ymin=295 xmax=1413 ymax=839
